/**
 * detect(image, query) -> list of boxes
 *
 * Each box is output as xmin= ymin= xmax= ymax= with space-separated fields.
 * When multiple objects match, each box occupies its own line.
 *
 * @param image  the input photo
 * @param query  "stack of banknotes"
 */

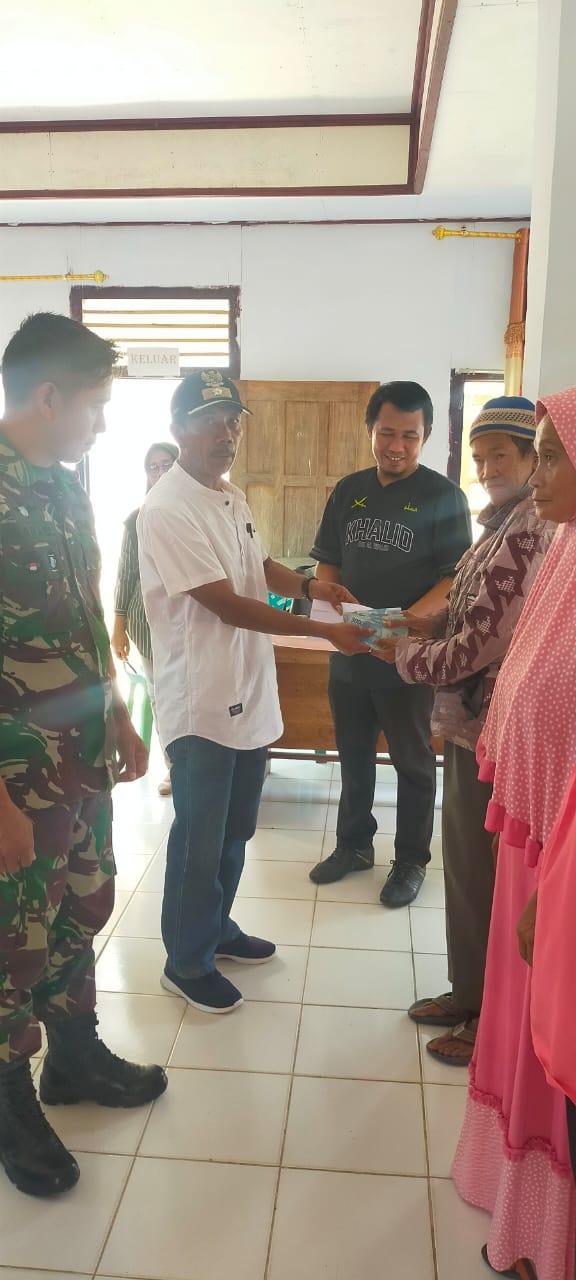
xmin=341 ymin=604 xmax=408 ymax=651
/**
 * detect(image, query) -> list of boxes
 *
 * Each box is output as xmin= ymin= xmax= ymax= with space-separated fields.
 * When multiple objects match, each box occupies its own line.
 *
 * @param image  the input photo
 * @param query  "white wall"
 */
xmin=0 ymin=221 xmax=518 ymax=472
xmin=524 ymin=0 xmax=576 ymax=399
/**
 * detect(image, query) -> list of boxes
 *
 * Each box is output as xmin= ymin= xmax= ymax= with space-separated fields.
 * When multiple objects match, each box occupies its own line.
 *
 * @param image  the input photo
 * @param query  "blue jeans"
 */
xmin=162 ymin=736 xmax=268 ymax=979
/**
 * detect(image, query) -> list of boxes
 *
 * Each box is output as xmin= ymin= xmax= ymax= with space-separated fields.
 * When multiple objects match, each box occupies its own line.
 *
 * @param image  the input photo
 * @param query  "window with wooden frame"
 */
xmin=69 ymin=285 xmax=240 ymax=375
xmin=448 ymin=369 xmax=505 ymax=538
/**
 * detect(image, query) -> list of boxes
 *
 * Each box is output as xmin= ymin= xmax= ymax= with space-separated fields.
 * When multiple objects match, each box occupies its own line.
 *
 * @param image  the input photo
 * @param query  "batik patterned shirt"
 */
xmin=395 ymin=489 xmax=555 ymax=749
xmin=113 ymin=510 xmax=152 ymax=662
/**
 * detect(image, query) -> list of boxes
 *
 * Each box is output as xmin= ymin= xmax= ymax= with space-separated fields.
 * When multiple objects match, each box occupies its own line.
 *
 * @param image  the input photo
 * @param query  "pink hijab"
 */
xmin=477 ymin=386 xmax=576 ymax=860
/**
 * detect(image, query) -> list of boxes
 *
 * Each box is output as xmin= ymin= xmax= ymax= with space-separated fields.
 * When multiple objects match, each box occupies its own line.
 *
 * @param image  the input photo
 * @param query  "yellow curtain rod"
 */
xmin=433 ymin=226 xmax=520 ymax=241
xmin=0 ymin=269 xmax=108 ymax=283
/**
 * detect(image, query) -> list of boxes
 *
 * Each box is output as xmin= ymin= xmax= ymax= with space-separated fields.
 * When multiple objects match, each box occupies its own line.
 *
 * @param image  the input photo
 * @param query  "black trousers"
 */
xmin=567 ymin=1099 xmax=576 ymax=1183
xmin=442 ymin=741 xmax=495 ymax=1012
xmin=329 ymin=675 xmax=436 ymax=866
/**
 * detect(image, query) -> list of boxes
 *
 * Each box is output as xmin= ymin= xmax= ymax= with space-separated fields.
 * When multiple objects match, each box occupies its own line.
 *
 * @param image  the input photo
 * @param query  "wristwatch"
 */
xmin=301 ymin=575 xmax=314 ymax=601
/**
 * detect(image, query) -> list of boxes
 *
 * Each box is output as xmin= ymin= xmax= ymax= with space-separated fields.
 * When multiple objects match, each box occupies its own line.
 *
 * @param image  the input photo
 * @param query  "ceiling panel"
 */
xmin=0 ymin=0 xmax=421 ymax=119
xmin=0 ymin=0 xmax=537 ymax=219
xmin=424 ymin=0 xmax=537 ymax=191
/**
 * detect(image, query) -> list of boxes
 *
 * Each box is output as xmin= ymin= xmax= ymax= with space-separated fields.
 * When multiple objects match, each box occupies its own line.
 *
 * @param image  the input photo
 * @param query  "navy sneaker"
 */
xmin=160 ymin=967 xmax=243 ymax=1014
xmin=216 ymin=933 xmax=276 ymax=965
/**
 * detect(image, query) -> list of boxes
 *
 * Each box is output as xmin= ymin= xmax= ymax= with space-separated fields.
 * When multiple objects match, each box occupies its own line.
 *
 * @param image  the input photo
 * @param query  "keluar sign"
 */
xmin=127 ymin=348 xmax=180 ymax=378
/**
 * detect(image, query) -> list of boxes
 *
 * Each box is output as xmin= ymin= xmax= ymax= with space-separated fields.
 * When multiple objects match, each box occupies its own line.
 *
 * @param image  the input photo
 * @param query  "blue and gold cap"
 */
xmin=469 ymin=395 xmax=536 ymax=445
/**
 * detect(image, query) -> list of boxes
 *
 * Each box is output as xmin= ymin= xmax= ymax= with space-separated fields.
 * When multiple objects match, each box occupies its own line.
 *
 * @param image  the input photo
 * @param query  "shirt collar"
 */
xmin=372 ymin=463 xmax=421 ymax=491
xmin=172 ymin=461 xmax=236 ymax=501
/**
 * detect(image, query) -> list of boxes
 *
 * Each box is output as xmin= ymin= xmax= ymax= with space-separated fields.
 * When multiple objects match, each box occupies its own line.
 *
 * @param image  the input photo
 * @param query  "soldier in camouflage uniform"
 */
xmin=0 ymin=313 xmax=167 ymax=1199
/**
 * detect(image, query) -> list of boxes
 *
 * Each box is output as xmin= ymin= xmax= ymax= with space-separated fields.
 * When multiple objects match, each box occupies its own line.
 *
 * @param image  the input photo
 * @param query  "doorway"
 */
xmin=88 ymin=377 xmax=180 ymax=774
xmin=70 ymin=281 xmax=240 ymax=625
xmin=89 ymin=377 xmax=180 ymax=630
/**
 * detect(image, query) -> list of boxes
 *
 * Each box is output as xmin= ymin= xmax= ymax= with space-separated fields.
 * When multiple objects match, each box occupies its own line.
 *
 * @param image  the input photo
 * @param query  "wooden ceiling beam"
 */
xmin=413 ymin=0 xmax=459 ymax=195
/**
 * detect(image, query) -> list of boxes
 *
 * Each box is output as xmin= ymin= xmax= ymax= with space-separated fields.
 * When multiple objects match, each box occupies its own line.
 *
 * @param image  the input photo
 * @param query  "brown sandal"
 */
xmin=425 ymin=1018 xmax=479 ymax=1066
xmin=481 ymin=1245 xmax=538 ymax=1278
xmin=408 ymin=992 xmax=471 ymax=1028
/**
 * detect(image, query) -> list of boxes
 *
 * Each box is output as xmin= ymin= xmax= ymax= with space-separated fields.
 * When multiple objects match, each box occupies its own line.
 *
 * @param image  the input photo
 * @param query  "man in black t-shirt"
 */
xmin=310 ymin=381 xmax=471 ymax=907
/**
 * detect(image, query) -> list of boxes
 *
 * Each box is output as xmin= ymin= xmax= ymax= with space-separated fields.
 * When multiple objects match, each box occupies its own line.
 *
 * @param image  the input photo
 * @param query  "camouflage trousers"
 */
xmin=0 ymin=790 xmax=114 ymax=1063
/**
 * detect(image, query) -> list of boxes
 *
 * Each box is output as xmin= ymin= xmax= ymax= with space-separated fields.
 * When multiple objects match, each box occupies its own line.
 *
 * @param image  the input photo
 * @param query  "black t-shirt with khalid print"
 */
xmin=311 ymin=464 xmax=472 ymax=689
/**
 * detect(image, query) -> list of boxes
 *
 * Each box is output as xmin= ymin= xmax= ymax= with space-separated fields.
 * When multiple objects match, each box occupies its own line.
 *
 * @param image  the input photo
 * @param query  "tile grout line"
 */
xmin=102 ymin=929 xmax=434 ymax=955
xmin=152 ymin=1063 xmax=428 ymax=1083
xmin=262 ymin=797 xmax=326 ymax=1279
xmin=89 ymin=1003 xmax=188 ymax=1277
xmin=88 ymin=812 xmax=172 ymax=1277
xmin=90 ymin=873 xmax=188 ymax=1278
xmin=86 ymin=1123 xmax=138 ymax=1278
xmin=409 ymin=865 xmax=441 ymax=1280
xmin=98 ymin=888 xmax=134 ymax=939
xmin=112 ymin=830 xmax=168 ymax=896
xmin=75 ymin=1149 xmax=458 ymax=1177
xmin=95 ymin=985 xmax=464 ymax=1026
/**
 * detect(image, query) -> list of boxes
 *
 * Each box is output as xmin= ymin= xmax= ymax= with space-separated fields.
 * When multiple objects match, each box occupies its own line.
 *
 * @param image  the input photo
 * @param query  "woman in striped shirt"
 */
xmin=111 ymin=441 xmax=179 ymax=795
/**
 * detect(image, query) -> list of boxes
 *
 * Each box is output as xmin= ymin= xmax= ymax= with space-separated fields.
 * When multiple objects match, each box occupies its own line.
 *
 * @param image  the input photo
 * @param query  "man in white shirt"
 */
xmin=138 ymin=370 xmax=369 ymax=1013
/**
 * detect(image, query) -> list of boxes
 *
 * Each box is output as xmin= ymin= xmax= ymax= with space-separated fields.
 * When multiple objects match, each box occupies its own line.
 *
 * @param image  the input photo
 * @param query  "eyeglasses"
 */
xmin=146 ymin=460 xmax=174 ymax=476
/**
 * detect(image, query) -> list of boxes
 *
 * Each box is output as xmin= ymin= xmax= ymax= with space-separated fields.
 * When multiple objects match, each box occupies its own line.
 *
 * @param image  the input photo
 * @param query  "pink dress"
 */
xmin=532 ymin=766 xmax=576 ymax=1111
xmin=452 ymin=388 xmax=576 ymax=1280
xmin=452 ymin=823 xmax=576 ymax=1278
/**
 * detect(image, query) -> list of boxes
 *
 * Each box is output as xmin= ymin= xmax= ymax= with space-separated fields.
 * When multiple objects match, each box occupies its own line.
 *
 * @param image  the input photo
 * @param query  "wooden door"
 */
xmin=231 ymin=380 xmax=379 ymax=559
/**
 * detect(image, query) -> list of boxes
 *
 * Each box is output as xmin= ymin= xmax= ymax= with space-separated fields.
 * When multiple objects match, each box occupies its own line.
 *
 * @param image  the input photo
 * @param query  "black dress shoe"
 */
xmin=380 ymin=861 xmax=426 ymax=908
xmin=0 ymin=1058 xmax=79 ymax=1197
xmin=40 ymin=1013 xmax=167 ymax=1109
xmin=309 ymin=845 xmax=374 ymax=885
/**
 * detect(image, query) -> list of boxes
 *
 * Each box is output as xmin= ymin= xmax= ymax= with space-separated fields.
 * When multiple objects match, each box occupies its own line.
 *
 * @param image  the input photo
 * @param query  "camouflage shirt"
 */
xmin=0 ymin=433 xmax=114 ymax=805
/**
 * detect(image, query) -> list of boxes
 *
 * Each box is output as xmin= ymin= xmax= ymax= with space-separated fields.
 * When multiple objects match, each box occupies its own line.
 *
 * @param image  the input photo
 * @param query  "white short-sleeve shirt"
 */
xmin=137 ymin=463 xmax=283 ymax=752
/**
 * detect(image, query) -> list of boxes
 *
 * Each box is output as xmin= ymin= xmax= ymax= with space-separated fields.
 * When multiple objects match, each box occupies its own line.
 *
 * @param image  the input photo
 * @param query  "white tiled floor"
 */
xmin=0 ymin=756 xmax=490 ymax=1280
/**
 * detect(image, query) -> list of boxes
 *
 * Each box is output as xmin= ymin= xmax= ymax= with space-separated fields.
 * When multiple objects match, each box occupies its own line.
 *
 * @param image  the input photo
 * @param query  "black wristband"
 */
xmin=301 ymin=575 xmax=312 ymax=601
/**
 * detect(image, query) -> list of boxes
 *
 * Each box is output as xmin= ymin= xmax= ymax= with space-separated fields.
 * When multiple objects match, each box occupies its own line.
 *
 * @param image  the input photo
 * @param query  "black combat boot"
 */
xmin=0 ymin=1058 xmax=79 ymax=1196
xmin=40 ymin=1013 xmax=168 ymax=1109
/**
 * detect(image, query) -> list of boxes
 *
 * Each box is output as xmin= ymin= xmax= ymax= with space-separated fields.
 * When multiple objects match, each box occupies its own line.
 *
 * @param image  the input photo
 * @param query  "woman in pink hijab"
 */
xmin=453 ymin=387 xmax=576 ymax=1280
